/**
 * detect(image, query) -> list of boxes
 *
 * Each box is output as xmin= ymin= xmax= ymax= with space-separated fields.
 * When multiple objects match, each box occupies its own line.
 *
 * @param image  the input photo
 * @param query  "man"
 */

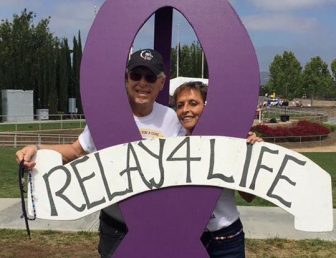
xmin=16 ymin=49 xmax=185 ymax=257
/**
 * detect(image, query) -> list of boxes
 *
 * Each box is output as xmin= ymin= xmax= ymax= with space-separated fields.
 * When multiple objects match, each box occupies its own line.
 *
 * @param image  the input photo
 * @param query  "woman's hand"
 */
xmin=246 ymin=131 xmax=263 ymax=144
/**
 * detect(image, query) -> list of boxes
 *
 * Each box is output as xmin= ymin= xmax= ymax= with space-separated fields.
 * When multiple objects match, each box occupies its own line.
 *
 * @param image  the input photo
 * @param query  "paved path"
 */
xmin=290 ymin=144 xmax=336 ymax=153
xmin=1 ymin=199 xmax=335 ymax=241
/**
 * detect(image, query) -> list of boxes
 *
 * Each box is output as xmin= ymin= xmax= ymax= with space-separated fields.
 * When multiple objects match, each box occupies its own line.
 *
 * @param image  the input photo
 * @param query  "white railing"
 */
xmin=0 ymin=116 xmax=86 ymax=132
xmin=263 ymin=134 xmax=330 ymax=145
xmin=0 ymin=113 xmax=85 ymax=121
xmin=0 ymin=132 xmax=79 ymax=148
xmin=1 ymin=132 xmax=333 ymax=148
xmin=261 ymin=107 xmax=329 ymax=123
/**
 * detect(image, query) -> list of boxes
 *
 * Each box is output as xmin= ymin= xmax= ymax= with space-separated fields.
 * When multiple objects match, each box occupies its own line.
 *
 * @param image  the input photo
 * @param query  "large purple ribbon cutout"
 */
xmin=80 ymin=0 xmax=259 ymax=257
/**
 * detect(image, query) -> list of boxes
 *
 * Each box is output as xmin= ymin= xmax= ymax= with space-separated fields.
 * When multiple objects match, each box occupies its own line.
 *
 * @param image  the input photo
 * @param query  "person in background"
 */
xmin=173 ymin=81 xmax=262 ymax=258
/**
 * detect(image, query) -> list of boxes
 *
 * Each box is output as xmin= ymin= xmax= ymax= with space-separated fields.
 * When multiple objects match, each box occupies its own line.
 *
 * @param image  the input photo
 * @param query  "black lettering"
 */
xmin=111 ymin=143 xmax=152 ymax=200
xmin=250 ymin=146 xmax=278 ymax=190
xmin=166 ymin=137 xmax=201 ymax=183
xmin=267 ymin=154 xmax=306 ymax=208
xmin=43 ymin=166 xmax=85 ymax=216
xmin=95 ymin=152 xmax=113 ymax=201
xmin=207 ymin=139 xmax=234 ymax=183
xmin=239 ymin=143 xmax=253 ymax=187
xmin=70 ymin=156 xmax=106 ymax=209
xmin=138 ymin=139 xmax=166 ymax=188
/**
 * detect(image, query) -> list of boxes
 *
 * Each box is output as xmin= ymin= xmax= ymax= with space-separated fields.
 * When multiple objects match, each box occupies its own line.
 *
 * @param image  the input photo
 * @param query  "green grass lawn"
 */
xmin=0 ymin=148 xmax=19 ymax=198
xmin=1 ymin=148 xmax=335 ymax=208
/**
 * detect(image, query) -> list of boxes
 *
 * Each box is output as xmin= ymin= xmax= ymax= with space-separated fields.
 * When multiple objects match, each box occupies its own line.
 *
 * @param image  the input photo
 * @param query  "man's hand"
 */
xmin=16 ymin=145 xmax=38 ymax=169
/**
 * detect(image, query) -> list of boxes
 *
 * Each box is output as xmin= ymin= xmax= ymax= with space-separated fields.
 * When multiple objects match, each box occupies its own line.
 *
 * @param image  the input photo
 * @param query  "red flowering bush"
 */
xmin=252 ymin=120 xmax=330 ymax=142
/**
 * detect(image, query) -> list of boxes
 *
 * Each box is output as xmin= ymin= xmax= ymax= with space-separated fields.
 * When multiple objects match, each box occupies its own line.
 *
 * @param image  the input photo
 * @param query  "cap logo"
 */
xmin=140 ymin=50 xmax=154 ymax=61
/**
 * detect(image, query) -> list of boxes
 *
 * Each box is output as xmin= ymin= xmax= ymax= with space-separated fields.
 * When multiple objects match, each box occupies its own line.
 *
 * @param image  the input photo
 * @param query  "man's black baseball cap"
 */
xmin=127 ymin=49 xmax=164 ymax=75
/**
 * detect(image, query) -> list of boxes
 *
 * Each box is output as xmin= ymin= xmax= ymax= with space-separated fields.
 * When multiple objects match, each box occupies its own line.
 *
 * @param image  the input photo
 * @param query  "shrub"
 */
xmin=252 ymin=120 xmax=331 ymax=142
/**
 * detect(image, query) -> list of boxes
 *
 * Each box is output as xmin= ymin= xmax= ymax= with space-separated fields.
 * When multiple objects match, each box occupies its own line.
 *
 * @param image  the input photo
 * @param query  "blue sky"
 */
xmin=1 ymin=0 xmax=336 ymax=71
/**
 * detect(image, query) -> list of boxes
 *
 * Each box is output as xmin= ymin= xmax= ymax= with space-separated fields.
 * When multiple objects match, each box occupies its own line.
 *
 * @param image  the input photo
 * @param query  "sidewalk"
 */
xmin=0 ymin=198 xmax=335 ymax=240
xmin=0 ymin=198 xmax=99 ymax=232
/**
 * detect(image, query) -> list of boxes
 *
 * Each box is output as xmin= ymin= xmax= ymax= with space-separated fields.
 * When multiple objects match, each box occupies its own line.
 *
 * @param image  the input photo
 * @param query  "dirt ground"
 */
xmin=1 ymin=230 xmax=335 ymax=258
xmin=278 ymin=131 xmax=336 ymax=153
xmin=290 ymin=144 xmax=336 ymax=152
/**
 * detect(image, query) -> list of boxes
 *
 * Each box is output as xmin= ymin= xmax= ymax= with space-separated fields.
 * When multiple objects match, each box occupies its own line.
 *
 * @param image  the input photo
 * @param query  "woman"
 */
xmin=173 ymin=81 xmax=262 ymax=258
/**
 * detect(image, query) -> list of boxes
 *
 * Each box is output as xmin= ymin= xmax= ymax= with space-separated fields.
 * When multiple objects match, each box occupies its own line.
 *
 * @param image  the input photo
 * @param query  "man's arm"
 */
xmin=16 ymin=139 xmax=87 ymax=169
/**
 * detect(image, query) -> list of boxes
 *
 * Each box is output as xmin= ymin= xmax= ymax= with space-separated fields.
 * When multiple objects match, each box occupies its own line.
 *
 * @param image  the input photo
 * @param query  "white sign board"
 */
xmin=28 ymin=136 xmax=333 ymax=232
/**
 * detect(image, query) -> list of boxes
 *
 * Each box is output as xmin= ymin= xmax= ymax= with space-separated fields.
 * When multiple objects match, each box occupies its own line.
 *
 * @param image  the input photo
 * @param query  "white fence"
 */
xmin=0 ymin=116 xmax=85 ymax=131
xmin=263 ymin=134 xmax=330 ymax=145
xmin=0 ymin=113 xmax=85 ymax=121
xmin=0 ymin=132 xmax=79 ymax=148
xmin=260 ymin=107 xmax=331 ymax=123
xmin=0 ymin=132 xmax=333 ymax=148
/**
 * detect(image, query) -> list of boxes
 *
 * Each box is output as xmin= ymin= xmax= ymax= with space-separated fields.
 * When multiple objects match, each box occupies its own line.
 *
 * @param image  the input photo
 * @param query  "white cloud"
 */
xmin=248 ymin=0 xmax=336 ymax=11
xmin=0 ymin=0 xmax=41 ymax=20
xmin=48 ymin=1 xmax=97 ymax=41
xmin=0 ymin=0 xmax=35 ymax=6
xmin=243 ymin=14 xmax=319 ymax=32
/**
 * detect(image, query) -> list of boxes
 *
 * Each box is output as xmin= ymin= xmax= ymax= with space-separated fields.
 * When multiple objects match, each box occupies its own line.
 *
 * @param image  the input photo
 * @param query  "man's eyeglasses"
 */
xmin=129 ymin=71 xmax=158 ymax=83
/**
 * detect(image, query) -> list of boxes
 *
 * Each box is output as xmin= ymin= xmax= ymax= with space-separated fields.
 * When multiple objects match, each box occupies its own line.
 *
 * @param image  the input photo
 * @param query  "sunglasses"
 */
xmin=129 ymin=71 xmax=158 ymax=83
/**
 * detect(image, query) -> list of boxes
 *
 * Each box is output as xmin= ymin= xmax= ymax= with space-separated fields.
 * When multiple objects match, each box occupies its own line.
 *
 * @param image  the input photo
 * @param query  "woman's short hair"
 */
xmin=173 ymin=81 xmax=208 ymax=106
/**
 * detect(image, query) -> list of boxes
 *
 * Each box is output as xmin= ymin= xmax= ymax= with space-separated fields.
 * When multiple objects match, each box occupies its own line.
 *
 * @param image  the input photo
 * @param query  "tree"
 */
xmin=330 ymin=59 xmax=336 ymax=98
xmin=57 ymin=39 xmax=71 ymax=113
xmin=0 ymin=10 xmax=55 ymax=91
xmin=47 ymin=43 xmax=58 ymax=114
xmin=72 ymin=31 xmax=83 ymax=113
xmin=266 ymin=51 xmax=302 ymax=100
xmin=0 ymin=9 xmax=84 ymax=115
xmin=302 ymin=56 xmax=333 ymax=104
xmin=331 ymin=59 xmax=336 ymax=83
xmin=170 ymin=42 xmax=208 ymax=78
